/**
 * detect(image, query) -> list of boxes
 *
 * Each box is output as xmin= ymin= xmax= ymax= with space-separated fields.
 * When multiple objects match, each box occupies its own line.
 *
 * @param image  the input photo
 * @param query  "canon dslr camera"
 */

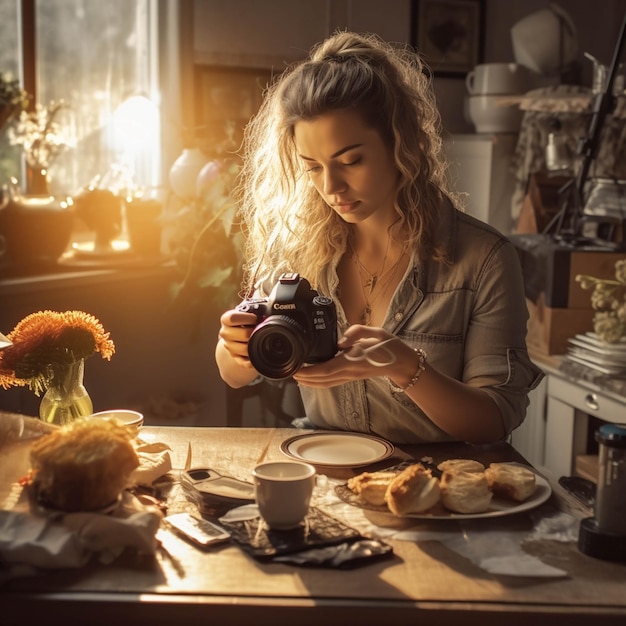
xmin=236 ymin=272 xmax=337 ymax=379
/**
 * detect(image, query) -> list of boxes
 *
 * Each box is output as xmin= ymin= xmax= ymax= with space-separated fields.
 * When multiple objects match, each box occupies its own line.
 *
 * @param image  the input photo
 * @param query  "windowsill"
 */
xmin=0 ymin=254 xmax=175 ymax=292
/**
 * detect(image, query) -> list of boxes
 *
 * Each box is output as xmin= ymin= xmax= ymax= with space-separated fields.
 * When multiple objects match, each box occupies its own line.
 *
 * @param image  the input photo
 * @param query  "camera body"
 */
xmin=236 ymin=272 xmax=337 ymax=379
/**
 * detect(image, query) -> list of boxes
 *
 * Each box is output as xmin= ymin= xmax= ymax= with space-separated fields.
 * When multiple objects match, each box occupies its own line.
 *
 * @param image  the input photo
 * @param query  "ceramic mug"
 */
xmin=253 ymin=460 xmax=316 ymax=529
xmin=466 ymin=63 xmax=530 ymax=95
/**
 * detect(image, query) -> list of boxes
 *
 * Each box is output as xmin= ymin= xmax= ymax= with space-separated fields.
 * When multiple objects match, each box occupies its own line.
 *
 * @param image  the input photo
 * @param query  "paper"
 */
xmin=320 ymin=476 xmax=570 ymax=578
xmin=0 ymin=491 xmax=163 ymax=582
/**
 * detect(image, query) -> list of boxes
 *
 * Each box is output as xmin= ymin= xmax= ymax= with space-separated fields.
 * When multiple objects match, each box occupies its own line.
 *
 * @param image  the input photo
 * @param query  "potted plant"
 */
xmin=0 ymin=94 xmax=75 ymax=270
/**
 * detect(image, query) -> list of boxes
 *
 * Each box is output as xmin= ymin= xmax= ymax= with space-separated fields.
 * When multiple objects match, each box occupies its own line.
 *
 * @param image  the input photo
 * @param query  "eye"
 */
xmin=306 ymin=165 xmax=322 ymax=174
xmin=343 ymin=156 xmax=362 ymax=166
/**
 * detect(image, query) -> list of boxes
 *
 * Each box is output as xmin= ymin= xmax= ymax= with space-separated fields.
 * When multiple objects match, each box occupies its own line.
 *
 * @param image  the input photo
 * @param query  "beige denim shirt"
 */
xmin=299 ymin=199 xmax=544 ymax=444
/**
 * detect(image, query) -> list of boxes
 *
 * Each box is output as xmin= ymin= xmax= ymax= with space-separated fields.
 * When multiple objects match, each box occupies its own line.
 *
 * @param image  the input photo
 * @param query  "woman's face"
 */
xmin=293 ymin=109 xmax=399 ymax=224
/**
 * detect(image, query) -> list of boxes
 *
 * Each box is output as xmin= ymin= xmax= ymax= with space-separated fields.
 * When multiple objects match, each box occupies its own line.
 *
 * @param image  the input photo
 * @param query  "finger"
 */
xmin=338 ymin=324 xmax=388 ymax=348
xmin=219 ymin=325 xmax=253 ymax=343
xmin=294 ymin=354 xmax=364 ymax=383
xmin=295 ymin=375 xmax=351 ymax=388
xmin=220 ymin=310 xmax=258 ymax=327
xmin=221 ymin=338 xmax=250 ymax=359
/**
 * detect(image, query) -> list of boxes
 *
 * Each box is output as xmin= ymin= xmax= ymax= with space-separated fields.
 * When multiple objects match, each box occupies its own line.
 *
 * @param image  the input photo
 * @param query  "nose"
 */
xmin=323 ymin=167 xmax=346 ymax=195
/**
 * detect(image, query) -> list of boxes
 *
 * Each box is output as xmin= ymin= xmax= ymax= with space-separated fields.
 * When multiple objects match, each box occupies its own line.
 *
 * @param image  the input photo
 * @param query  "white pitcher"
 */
xmin=466 ymin=63 xmax=530 ymax=95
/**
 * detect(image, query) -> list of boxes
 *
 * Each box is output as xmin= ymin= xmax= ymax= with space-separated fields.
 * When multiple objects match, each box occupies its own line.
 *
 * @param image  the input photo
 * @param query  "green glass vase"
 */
xmin=39 ymin=359 xmax=94 ymax=425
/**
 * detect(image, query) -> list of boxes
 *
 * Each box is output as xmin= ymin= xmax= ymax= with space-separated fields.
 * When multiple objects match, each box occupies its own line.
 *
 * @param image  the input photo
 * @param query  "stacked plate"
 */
xmin=565 ymin=333 xmax=626 ymax=375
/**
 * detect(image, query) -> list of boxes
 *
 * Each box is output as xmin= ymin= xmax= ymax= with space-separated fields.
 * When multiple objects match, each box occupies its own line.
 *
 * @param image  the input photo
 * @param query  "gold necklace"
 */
xmin=354 ymin=250 xmax=406 ymax=326
xmin=350 ymin=236 xmax=391 ymax=295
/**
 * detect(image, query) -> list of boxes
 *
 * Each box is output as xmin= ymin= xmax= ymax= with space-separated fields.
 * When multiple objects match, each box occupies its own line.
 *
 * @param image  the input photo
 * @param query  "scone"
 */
xmin=484 ymin=463 xmax=537 ymax=502
xmin=347 ymin=470 xmax=397 ymax=506
xmin=437 ymin=459 xmax=485 ymax=474
xmin=385 ymin=463 xmax=440 ymax=515
xmin=440 ymin=470 xmax=492 ymax=514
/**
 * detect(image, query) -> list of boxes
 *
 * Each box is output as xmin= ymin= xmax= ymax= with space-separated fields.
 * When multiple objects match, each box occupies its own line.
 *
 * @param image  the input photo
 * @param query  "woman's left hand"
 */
xmin=293 ymin=324 xmax=414 ymax=388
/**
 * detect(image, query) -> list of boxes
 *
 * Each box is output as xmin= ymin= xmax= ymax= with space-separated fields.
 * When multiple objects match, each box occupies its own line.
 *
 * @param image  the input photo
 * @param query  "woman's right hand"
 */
xmin=218 ymin=309 xmax=259 ymax=360
xmin=215 ymin=309 xmax=260 ymax=387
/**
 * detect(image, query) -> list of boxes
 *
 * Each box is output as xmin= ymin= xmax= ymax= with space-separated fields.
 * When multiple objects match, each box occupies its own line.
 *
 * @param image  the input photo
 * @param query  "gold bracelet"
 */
xmin=385 ymin=348 xmax=427 ymax=393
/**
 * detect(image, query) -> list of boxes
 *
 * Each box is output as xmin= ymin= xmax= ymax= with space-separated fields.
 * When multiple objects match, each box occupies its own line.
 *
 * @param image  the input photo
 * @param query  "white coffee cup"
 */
xmin=253 ymin=460 xmax=316 ymax=530
xmin=466 ymin=63 xmax=530 ymax=95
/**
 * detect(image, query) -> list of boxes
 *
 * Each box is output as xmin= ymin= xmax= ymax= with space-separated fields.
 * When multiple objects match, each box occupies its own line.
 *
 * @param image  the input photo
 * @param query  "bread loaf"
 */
xmin=440 ymin=470 xmax=492 ymax=514
xmin=29 ymin=417 xmax=139 ymax=512
xmin=384 ymin=463 xmax=440 ymax=515
xmin=484 ymin=463 xmax=536 ymax=502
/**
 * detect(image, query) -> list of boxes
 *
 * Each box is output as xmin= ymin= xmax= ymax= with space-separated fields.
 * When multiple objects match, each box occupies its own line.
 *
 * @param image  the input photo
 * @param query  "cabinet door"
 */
xmin=543 ymin=395 xmax=589 ymax=478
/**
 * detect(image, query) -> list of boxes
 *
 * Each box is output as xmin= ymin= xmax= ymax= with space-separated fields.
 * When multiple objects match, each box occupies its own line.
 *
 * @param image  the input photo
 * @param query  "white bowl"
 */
xmin=466 ymin=95 xmax=523 ymax=133
xmin=88 ymin=409 xmax=144 ymax=429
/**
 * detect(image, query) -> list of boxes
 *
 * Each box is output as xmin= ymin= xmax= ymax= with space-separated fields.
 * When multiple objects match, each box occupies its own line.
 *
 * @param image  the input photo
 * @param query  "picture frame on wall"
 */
xmin=412 ymin=0 xmax=484 ymax=77
xmin=194 ymin=65 xmax=274 ymax=156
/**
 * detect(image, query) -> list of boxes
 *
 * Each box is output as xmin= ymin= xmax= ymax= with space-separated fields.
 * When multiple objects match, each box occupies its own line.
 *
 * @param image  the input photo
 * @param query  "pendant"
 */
xmin=364 ymin=275 xmax=377 ymax=295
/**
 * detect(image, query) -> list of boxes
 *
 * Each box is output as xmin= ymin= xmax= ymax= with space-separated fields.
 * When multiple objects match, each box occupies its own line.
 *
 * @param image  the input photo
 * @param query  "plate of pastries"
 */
xmin=335 ymin=459 xmax=552 ymax=519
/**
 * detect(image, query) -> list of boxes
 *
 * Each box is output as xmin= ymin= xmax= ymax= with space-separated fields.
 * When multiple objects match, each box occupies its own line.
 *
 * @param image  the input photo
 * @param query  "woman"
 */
xmin=216 ymin=31 xmax=543 ymax=444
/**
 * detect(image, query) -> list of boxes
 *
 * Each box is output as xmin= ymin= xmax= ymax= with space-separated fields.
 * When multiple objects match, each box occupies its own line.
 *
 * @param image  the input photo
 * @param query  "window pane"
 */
xmin=34 ymin=0 xmax=160 ymax=196
xmin=0 ymin=0 xmax=21 ymax=183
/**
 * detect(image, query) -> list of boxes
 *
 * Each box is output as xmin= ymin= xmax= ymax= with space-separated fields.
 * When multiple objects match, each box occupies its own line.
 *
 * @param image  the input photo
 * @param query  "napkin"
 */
xmin=0 ymin=491 xmax=163 ymax=582
xmin=393 ymin=524 xmax=568 ymax=577
xmin=131 ymin=439 xmax=173 ymax=486
xmin=317 ymin=475 xmax=571 ymax=578
xmin=0 ymin=423 xmax=173 ymax=582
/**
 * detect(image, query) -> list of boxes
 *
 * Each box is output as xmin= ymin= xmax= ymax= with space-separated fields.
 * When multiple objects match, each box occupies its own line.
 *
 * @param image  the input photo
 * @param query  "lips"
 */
xmin=333 ymin=200 xmax=359 ymax=213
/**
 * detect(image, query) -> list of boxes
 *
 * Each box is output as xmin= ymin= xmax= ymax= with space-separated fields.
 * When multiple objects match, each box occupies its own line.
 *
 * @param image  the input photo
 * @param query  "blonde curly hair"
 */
xmin=235 ymin=30 xmax=456 ymax=297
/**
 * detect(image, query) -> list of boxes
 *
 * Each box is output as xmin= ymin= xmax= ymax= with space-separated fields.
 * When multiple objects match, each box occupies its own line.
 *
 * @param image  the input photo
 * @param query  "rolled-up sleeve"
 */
xmin=463 ymin=239 xmax=544 ymax=435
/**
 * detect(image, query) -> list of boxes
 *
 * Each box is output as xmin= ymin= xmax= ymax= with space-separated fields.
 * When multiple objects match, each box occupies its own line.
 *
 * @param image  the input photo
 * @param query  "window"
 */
xmin=1 ymin=0 xmax=162 ymax=197
xmin=0 ymin=0 xmax=21 ymax=182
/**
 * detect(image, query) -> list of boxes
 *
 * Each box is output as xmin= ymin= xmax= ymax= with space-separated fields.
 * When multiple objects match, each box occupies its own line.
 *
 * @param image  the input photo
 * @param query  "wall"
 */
xmin=0 ymin=267 xmax=228 ymax=427
xmin=192 ymin=0 xmax=626 ymax=134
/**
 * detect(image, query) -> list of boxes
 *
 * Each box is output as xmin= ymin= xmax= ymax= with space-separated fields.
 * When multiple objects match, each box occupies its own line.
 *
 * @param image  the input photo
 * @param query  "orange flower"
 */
xmin=0 ymin=310 xmax=115 ymax=394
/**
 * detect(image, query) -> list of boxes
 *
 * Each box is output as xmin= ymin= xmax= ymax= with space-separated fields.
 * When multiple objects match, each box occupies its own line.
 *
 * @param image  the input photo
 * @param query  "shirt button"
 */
xmin=351 ymin=412 xmax=359 ymax=419
xmin=394 ymin=311 xmax=403 ymax=321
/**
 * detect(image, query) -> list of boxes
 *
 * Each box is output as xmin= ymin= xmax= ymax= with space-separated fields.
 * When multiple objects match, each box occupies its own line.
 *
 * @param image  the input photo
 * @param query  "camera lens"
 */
xmin=248 ymin=316 xmax=308 ymax=379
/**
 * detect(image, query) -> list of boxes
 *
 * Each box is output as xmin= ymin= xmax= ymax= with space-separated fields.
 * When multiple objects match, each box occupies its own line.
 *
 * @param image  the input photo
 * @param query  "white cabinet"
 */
xmin=513 ymin=360 xmax=626 ymax=480
xmin=444 ymin=133 xmax=518 ymax=235
xmin=543 ymin=374 xmax=626 ymax=479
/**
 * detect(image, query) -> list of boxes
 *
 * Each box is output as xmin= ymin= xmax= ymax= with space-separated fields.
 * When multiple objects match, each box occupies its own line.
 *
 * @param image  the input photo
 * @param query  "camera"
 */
xmin=236 ymin=272 xmax=337 ymax=379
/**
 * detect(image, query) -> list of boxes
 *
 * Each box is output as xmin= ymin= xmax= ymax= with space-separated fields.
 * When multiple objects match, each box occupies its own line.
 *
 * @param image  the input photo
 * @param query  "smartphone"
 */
xmin=164 ymin=512 xmax=231 ymax=547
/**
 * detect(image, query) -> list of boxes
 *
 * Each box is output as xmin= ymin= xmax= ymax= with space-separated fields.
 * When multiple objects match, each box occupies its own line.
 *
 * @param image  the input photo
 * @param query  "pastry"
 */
xmin=384 ymin=463 xmax=440 ymax=515
xmin=347 ymin=470 xmax=397 ymax=506
xmin=28 ymin=417 xmax=139 ymax=512
xmin=437 ymin=458 xmax=485 ymax=474
xmin=439 ymin=469 xmax=492 ymax=514
xmin=484 ymin=463 xmax=537 ymax=502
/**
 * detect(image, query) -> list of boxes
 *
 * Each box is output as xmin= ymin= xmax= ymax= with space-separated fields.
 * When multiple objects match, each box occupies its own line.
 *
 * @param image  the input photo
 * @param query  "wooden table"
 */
xmin=2 ymin=425 xmax=626 ymax=625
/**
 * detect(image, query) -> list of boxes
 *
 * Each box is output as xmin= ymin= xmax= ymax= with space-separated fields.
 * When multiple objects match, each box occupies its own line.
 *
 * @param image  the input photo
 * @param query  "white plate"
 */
xmin=576 ymin=333 xmax=626 ymax=353
xmin=280 ymin=432 xmax=394 ymax=468
xmin=566 ymin=354 xmax=626 ymax=375
xmin=28 ymin=483 xmax=123 ymax=517
xmin=335 ymin=471 xmax=552 ymax=520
